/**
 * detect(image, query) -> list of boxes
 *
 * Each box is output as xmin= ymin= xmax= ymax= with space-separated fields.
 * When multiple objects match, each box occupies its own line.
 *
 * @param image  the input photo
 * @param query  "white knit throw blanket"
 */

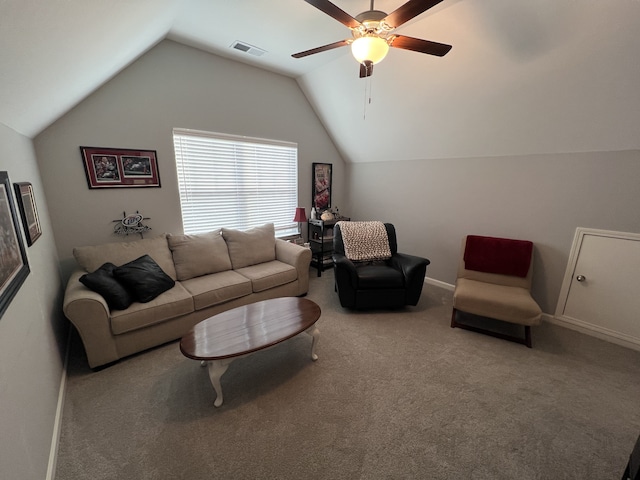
xmin=339 ymin=221 xmax=391 ymax=262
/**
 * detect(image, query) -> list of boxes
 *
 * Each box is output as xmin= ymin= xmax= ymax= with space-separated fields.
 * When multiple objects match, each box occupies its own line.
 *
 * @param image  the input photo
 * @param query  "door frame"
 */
xmin=553 ymin=227 xmax=640 ymax=351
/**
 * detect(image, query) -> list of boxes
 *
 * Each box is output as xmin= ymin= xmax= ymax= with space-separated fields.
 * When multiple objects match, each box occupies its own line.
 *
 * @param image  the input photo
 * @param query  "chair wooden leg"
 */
xmin=524 ymin=325 xmax=532 ymax=348
xmin=451 ymin=308 xmax=533 ymax=348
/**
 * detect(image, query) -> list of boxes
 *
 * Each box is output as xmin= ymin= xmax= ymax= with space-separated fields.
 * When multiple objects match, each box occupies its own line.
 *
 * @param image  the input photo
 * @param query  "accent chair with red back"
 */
xmin=451 ymin=235 xmax=542 ymax=347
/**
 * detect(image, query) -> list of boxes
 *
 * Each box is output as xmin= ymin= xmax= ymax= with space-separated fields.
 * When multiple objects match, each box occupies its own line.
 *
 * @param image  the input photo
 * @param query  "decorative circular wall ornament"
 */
xmin=113 ymin=211 xmax=152 ymax=237
xmin=121 ymin=213 xmax=144 ymax=227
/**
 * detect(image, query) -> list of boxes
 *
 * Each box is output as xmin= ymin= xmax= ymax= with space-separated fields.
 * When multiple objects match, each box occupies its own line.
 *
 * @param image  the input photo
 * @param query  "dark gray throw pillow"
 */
xmin=113 ymin=254 xmax=175 ymax=303
xmin=79 ymin=262 xmax=134 ymax=311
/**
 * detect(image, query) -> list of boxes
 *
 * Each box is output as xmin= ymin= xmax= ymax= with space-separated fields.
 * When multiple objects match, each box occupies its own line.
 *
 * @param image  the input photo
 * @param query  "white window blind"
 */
xmin=173 ymin=128 xmax=299 ymax=236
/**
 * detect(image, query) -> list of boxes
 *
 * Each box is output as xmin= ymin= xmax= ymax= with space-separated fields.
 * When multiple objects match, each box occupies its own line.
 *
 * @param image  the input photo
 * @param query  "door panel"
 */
xmin=559 ymin=230 xmax=640 ymax=344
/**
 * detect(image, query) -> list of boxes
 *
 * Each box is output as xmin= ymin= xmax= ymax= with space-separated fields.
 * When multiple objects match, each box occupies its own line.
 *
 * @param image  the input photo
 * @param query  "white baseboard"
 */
xmin=423 ymin=278 xmax=639 ymax=352
xmin=46 ymin=328 xmax=71 ymax=480
xmin=425 ymin=277 xmax=454 ymax=291
xmin=548 ymin=315 xmax=640 ymax=352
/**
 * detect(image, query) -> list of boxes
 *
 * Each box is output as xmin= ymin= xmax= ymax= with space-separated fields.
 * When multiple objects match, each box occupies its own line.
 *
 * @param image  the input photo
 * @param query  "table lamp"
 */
xmin=293 ymin=207 xmax=307 ymax=237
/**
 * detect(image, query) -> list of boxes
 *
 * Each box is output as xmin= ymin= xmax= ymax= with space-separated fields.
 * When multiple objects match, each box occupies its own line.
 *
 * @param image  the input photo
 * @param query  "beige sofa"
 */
xmin=63 ymin=224 xmax=312 ymax=368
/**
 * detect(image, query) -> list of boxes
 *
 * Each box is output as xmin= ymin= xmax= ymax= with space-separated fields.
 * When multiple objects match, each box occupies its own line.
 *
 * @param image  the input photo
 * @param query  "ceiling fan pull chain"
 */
xmin=363 ymin=79 xmax=368 ymax=119
xmin=363 ymin=74 xmax=374 ymax=120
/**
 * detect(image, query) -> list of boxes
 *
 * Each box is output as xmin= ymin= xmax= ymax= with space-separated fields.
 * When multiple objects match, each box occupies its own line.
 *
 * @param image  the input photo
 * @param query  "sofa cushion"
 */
xmin=222 ymin=223 xmax=276 ymax=269
xmin=235 ymin=260 xmax=298 ymax=293
xmin=73 ymin=235 xmax=177 ymax=280
xmin=113 ymin=255 xmax=176 ymax=303
xmin=167 ymin=230 xmax=232 ymax=281
xmin=79 ymin=262 xmax=134 ymax=310
xmin=180 ymin=271 xmax=252 ymax=310
xmin=110 ymin=282 xmax=194 ymax=335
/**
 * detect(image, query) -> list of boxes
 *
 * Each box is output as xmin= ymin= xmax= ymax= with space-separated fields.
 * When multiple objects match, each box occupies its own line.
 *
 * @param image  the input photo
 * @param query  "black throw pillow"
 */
xmin=79 ymin=262 xmax=134 ymax=311
xmin=113 ymin=254 xmax=175 ymax=303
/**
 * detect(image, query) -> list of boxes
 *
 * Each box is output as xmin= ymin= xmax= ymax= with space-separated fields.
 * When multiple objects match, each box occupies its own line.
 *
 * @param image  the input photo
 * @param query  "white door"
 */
xmin=556 ymin=228 xmax=640 ymax=349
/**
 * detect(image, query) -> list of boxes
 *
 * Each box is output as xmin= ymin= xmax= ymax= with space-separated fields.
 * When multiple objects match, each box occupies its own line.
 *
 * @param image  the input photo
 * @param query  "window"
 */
xmin=173 ymin=128 xmax=299 ymax=236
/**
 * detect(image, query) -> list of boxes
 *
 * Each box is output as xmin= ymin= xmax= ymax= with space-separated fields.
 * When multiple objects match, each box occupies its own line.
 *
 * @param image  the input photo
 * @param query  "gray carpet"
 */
xmin=55 ymin=269 xmax=640 ymax=479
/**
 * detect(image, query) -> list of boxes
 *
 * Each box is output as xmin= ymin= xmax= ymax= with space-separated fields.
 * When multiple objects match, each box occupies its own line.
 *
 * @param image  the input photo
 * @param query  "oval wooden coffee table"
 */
xmin=180 ymin=297 xmax=321 ymax=407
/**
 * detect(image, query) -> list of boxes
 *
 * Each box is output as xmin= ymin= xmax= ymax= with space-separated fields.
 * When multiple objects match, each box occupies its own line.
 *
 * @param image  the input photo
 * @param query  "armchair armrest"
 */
xmin=391 ymin=252 xmax=430 ymax=277
xmin=390 ymin=253 xmax=430 ymax=306
xmin=332 ymin=253 xmax=360 ymax=308
xmin=333 ymin=252 xmax=358 ymax=279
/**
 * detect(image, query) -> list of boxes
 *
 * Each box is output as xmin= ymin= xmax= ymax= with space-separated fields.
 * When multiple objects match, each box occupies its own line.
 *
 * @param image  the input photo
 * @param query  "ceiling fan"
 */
xmin=292 ymin=0 xmax=452 ymax=78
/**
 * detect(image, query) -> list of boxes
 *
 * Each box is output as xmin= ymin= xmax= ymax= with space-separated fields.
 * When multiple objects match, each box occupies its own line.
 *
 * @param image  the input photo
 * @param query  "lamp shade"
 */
xmin=351 ymin=36 xmax=390 ymax=65
xmin=293 ymin=207 xmax=307 ymax=223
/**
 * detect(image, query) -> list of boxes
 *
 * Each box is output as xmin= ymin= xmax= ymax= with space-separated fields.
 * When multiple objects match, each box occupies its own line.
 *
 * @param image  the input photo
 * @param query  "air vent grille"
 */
xmin=230 ymin=41 xmax=266 ymax=57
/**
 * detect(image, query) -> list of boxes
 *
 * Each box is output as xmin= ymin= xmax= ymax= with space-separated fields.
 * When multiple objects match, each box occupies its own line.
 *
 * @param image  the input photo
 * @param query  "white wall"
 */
xmin=346 ymin=150 xmax=640 ymax=313
xmin=34 ymin=40 xmax=347 ymax=279
xmin=0 ymin=124 xmax=65 ymax=480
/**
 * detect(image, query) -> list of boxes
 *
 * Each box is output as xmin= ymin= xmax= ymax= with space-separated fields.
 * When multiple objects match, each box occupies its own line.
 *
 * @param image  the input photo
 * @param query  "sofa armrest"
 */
xmin=63 ymin=269 xmax=119 ymax=368
xmin=275 ymin=239 xmax=312 ymax=295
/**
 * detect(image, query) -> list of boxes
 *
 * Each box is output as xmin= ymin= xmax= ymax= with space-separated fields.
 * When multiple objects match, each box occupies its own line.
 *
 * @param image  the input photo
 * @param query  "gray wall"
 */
xmin=34 ymin=40 xmax=347 ymax=279
xmin=0 ymin=124 xmax=65 ymax=480
xmin=346 ymin=150 xmax=640 ymax=313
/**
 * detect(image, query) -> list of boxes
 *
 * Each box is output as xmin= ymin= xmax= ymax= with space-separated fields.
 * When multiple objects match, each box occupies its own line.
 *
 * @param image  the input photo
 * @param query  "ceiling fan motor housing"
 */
xmin=353 ymin=10 xmax=391 ymax=37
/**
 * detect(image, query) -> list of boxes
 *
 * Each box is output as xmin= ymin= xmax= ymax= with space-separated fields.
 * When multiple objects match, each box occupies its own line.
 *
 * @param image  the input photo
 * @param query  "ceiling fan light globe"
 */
xmin=351 ymin=36 xmax=389 ymax=65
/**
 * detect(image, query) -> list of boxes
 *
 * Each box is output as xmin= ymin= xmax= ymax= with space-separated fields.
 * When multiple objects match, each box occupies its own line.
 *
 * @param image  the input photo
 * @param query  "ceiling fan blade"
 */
xmin=383 ymin=0 xmax=445 ymax=29
xmin=292 ymin=39 xmax=350 ymax=58
xmin=389 ymin=35 xmax=452 ymax=56
xmin=359 ymin=61 xmax=373 ymax=78
xmin=303 ymin=0 xmax=361 ymax=28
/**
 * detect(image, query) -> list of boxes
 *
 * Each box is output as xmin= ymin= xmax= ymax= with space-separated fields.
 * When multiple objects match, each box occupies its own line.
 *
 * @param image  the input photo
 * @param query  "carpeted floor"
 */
xmin=55 ymin=269 xmax=640 ymax=479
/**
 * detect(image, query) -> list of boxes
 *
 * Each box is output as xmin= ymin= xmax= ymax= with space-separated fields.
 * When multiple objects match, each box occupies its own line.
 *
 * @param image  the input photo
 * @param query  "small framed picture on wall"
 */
xmin=14 ymin=182 xmax=42 ymax=246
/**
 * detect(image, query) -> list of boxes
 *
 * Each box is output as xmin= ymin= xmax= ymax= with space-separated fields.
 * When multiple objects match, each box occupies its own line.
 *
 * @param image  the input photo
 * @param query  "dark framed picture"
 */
xmin=80 ymin=146 xmax=161 ymax=188
xmin=312 ymin=162 xmax=332 ymax=211
xmin=0 ymin=172 xmax=30 ymax=319
xmin=14 ymin=182 xmax=42 ymax=246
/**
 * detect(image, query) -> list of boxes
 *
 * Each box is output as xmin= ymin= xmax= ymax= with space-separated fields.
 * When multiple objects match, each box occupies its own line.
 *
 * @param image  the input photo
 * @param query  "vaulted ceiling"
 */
xmin=2 ymin=0 xmax=639 ymax=163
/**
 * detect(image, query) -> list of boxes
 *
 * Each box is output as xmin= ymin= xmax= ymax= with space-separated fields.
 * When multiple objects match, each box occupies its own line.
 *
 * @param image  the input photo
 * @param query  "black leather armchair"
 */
xmin=332 ymin=223 xmax=430 ymax=309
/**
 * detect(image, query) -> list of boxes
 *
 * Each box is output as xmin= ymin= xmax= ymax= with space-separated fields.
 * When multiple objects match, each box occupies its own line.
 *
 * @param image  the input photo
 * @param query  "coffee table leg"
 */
xmin=305 ymin=325 xmax=320 ymax=361
xmin=207 ymin=359 xmax=233 ymax=407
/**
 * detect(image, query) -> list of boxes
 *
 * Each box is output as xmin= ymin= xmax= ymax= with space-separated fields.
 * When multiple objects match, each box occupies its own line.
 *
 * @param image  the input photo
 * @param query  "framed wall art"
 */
xmin=0 ymin=171 xmax=30 ymax=319
xmin=312 ymin=162 xmax=332 ymax=211
xmin=80 ymin=146 xmax=161 ymax=189
xmin=14 ymin=182 xmax=42 ymax=246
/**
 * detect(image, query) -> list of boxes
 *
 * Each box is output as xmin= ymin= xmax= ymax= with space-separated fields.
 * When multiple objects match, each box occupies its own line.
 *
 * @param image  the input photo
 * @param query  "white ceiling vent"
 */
xmin=230 ymin=41 xmax=266 ymax=57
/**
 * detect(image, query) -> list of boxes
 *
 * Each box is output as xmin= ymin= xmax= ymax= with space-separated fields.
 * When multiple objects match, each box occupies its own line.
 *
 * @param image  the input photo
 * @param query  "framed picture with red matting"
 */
xmin=80 ymin=146 xmax=161 ymax=189
xmin=312 ymin=162 xmax=332 ymax=211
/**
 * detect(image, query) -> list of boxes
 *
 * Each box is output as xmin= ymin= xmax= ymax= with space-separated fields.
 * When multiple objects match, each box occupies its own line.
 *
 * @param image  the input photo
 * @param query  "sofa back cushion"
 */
xmin=73 ymin=235 xmax=177 ymax=280
xmin=222 ymin=223 xmax=276 ymax=269
xmin=167 ymin=230 xmax=232 ymax=281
